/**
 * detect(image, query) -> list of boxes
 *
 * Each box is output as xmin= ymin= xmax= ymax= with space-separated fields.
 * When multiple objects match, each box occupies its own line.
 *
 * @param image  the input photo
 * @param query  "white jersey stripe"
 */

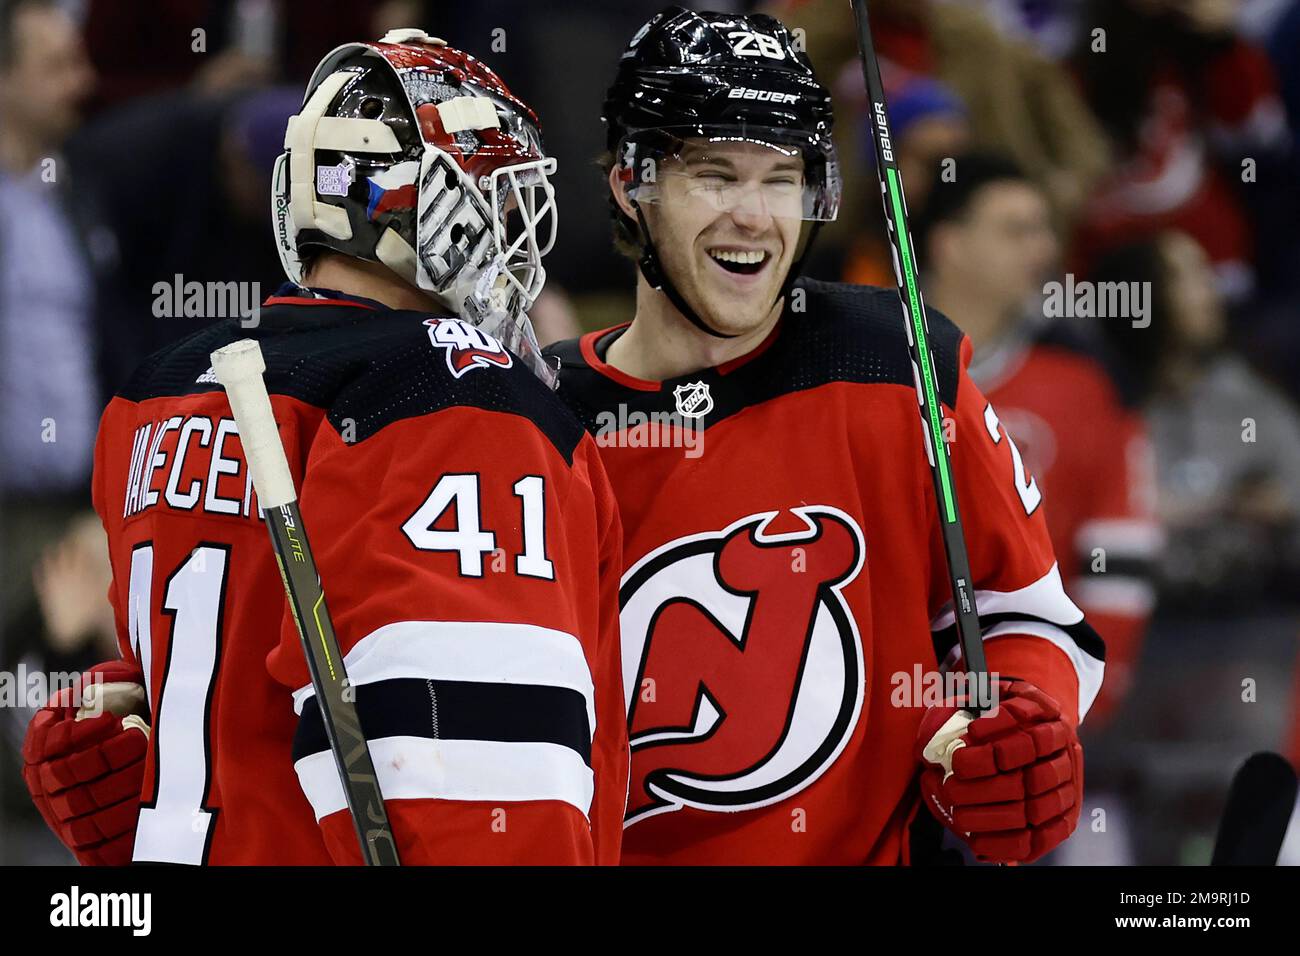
xmin=290 ymin=620 xmax=596 ymax=737
xmin=1070 ymin=575 xmax=1157 ymax=616
xmin=929 ymin=562 xmax=1084 ymax=632
xmin=1074 ymin=518 xmax=1164 ymax=557
xmin=941 ymin=621 xmax=1105 ymax=724
xmin=294 ymin=736 xmax=595 ymax=822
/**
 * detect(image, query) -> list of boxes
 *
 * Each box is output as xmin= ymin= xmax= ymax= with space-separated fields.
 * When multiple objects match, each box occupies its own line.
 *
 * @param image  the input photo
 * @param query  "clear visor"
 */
xmin=619 ymin=127 xmax=840 ymax=223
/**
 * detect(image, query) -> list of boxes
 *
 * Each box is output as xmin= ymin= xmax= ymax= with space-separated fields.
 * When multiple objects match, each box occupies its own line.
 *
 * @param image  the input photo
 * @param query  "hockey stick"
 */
xmin=849 ymin=0 xmax=991 ymax=719
xmin=1211 ymin=752 xmax=1298 ymax=865
xmin=210 ymin=339 xmax=400 ymax=866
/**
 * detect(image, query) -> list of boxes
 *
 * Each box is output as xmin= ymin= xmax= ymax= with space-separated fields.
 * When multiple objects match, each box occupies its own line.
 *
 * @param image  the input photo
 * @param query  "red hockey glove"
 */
xmin=23 ymin=660 xmax=149 ymax=866
xmin=916 ymin=678 xmax=1083 ymax=864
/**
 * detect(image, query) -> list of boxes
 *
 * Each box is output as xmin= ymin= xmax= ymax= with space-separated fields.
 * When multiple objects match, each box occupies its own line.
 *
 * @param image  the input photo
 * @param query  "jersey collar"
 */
xmin=578 ymin=316 xmax=784 ymax=392
xmin=263 ymin=284 xmax=384 ymax=311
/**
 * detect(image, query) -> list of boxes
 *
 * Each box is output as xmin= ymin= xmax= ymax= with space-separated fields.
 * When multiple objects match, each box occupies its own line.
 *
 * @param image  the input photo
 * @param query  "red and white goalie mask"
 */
xmin=272 ymin=29 xmax=558 ymax=381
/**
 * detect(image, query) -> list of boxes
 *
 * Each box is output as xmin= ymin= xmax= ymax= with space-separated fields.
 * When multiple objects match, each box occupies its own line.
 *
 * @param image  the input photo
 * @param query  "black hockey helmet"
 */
xmin=603 ymin=7 xmax=841 ymax=337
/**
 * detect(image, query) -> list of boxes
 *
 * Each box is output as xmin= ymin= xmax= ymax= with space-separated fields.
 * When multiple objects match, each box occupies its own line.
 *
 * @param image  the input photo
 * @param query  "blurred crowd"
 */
xmin=0 ymin=0 xmax=1297 ymax=864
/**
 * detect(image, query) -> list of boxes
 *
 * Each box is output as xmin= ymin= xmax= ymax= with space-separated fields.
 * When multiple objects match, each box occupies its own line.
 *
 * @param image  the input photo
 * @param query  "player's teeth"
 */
xmin=709 ymin=249 xmax=765 ymax=265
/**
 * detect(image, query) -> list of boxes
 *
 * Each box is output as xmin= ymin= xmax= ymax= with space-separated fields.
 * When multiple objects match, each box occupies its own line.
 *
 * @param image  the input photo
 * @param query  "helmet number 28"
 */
xmin=727 ymin=30 xmax=785 ymax=60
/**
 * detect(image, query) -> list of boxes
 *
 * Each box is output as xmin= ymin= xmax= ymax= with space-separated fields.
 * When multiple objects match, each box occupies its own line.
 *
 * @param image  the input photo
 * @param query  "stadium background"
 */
xmin=1 ymin=0 xmax=1297 ymax=864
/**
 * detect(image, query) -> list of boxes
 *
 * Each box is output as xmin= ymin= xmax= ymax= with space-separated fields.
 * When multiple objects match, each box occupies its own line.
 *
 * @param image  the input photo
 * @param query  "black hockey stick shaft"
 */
xmin=849 ymin=0 xmax=991 ymax=707
xmin=211 ymin=339 xmax=400 ymax=865
xmin=266 ymin=501 xmax=400 ymax=865
xmin=1211 ymin=752 xmax=1298 ymax=865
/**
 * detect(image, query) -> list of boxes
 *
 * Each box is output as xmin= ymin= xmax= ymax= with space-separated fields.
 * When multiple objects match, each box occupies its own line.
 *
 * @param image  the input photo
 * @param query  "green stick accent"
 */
xmin=886 ymin=166 xmax=957 ymax=524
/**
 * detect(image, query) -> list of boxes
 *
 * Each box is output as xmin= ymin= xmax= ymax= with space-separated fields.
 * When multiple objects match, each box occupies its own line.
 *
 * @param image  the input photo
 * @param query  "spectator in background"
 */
xmin=1268 ymin=0 xmax=1300 ymax=134
xmin=0 ymin=0 xmax=115 ymax=862
xmin=835 ymin=76 xmax=972 ymax=286
xmin=1237 ymin=0 xmax=1300 ymax=41
xmin=78 ymin=0 xmax=375 ymax=106
xmin=1095 ymin=231 xmax=1300 ymax=610
xmin=916 ymin=152 xmax=1161 ymax=726
xmin=0 ymin=0 xmax=100 ymax=497
xmin=0 ymin=512 xmax=118 ymax=863
xmin=1072 ymin=0 xmax=1291 ymax=303
xmin=769 ymin=0 xmax=1108 ymax=269
xmin=1241 ymin=0 xmax=1300 ymax=403
xmin=0 ymin=0 xmax=109 ymax=646
xmin=528 ymin=286 xmax=582 ymax=349
xmin=69 ymin=85 xmax=300 ymax=392
xmin=948 ymin=0 xmax=1088 ymax=61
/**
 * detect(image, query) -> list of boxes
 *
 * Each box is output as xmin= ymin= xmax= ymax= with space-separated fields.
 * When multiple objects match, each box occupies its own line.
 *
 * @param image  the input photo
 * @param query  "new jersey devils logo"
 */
xmin=620 ymin=506 xmax=866 ymax=826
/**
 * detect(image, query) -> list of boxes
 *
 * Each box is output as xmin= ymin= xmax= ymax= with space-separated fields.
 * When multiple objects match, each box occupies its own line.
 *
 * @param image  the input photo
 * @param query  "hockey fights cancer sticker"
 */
xmin=424 ymin=317 xmax=513 ymax=378
xmin=619 ymin=506 xmax=866 ymax=825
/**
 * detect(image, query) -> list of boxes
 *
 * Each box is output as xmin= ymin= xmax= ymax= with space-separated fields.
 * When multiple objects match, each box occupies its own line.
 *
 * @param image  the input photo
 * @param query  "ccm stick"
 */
xmin=211 ymin=338 xmax=400 ymax=866
xmin=849 ymin=0 xmax=991 ymax=738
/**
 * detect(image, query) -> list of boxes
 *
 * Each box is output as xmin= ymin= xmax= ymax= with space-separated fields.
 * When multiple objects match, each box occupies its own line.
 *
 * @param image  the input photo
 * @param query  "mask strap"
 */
xmin=633 ymin=202 xmax=738 ymax=340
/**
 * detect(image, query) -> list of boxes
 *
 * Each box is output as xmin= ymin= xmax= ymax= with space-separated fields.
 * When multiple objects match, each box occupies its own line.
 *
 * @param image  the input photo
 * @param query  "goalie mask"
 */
xmin=273 ymin=29 xmax=558 ymax=382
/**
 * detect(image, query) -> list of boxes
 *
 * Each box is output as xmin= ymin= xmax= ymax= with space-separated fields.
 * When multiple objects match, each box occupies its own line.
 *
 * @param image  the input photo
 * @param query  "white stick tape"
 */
xmin=921 ymin=710 xmax=974 ymax=784
xmin=210 ymin=339 xmax=298 ymax=509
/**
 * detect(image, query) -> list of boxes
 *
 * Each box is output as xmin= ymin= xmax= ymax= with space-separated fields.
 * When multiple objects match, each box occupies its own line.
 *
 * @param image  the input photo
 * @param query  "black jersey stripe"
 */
xmin=292 ymin=677 xmax=593 ymax=766
xmin=931 ymin=613 xmax=1106 ymax=667
xmin=1074 ymin=554 xmax=1152 ymax=580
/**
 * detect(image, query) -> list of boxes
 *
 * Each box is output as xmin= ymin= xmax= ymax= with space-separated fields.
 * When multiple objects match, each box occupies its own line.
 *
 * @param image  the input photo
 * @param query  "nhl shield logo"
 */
xmin=673 ymin=381 xmax=713 ymax=419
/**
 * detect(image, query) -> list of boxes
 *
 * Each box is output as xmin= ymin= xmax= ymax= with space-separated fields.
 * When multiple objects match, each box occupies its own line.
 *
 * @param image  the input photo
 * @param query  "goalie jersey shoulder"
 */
xmin=544 ymin=278 xmax=965 ymax=432
xmin=116 ymin=295 xmax=586 ymax=464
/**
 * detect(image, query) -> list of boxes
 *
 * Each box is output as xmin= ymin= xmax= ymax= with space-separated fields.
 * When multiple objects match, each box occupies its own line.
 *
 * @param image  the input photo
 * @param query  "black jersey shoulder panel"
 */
xmin=543 ymin=279 xmax=966 ymax=434
xmin=776 ymin=279 xmax=964 ymax=408
xmin=116 ymin=300 xmax=585 ymax=464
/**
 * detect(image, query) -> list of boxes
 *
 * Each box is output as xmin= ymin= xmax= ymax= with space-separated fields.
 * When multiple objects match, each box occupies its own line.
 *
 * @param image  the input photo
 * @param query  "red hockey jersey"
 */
xmin=545 ymin=280 xmax=1105 ymax=865
xmin=92 ymin=288 xmax=627 ymax=865
xmin=971 ymin=328 xmax=1159 ymax=725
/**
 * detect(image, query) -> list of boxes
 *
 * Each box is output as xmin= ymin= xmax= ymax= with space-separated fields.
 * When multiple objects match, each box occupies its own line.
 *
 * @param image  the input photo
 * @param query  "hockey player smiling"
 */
xmin=546 ymin=6 xmax=1102 ymax=866
xmin=606 ymin=139 xmax=807 ymax=377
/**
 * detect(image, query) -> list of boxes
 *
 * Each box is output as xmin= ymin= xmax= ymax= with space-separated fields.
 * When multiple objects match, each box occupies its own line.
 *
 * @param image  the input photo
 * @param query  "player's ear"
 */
xmin=608 ymin=162 xmax=638 ymax=221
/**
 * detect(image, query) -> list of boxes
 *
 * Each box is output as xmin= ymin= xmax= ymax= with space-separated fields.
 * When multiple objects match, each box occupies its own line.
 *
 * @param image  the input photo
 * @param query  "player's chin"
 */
xmin=695 ymin=269 xmax=782 ymax=330
xmin=696 ymin=297 xmax=774 ymax=337
xmin=720 ymin=289 xmax=782 ymax=329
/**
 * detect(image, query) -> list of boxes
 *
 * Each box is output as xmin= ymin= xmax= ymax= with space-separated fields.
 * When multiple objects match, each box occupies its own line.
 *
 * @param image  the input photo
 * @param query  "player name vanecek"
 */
xmin=122 ymin=414 xmax=259 ymax=520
